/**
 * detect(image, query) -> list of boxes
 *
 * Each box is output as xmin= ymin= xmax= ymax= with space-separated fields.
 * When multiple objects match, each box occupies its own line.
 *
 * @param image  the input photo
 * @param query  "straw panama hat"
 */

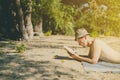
xmin=75 ymin=28 xmax=89 ymax=41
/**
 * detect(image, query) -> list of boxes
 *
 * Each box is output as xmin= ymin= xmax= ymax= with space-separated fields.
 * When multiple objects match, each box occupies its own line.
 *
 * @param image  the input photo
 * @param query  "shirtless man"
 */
xmin=67 ymin=28 xmax=120 ymax=64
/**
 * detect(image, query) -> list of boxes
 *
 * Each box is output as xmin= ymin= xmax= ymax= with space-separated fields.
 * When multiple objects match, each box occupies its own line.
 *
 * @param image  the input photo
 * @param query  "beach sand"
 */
xmin=0 ymin=35 xmax=120 ymax=80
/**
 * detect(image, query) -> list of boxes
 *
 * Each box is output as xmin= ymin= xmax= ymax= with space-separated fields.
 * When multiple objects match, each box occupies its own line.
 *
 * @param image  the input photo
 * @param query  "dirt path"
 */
xmin=0 ymin=35 xmax=120 ymax=80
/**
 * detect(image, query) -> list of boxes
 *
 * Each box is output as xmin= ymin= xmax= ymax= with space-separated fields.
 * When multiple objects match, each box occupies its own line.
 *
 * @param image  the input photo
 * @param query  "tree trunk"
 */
xmin=25 ymin=0 xmax=34 ymax=40
xmin=34 ymin=17 xmax=44 ymax=36
xmin=15 ymin=0 xmax=33 ymax=41
xmin=15 ymin=0 xmax=29 ymax=40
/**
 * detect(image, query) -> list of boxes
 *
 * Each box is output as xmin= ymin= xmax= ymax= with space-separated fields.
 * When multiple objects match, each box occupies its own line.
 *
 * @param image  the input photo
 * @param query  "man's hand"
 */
xmin=67 ymin=51 xmax=83 ymax=62
xmin=67 ymin=51 xmax=77 ymax=59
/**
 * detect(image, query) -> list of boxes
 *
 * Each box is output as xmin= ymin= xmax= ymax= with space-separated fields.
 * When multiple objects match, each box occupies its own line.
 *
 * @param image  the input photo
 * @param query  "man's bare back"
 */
xmin=93 ymin=39 xmax=120 ymax=63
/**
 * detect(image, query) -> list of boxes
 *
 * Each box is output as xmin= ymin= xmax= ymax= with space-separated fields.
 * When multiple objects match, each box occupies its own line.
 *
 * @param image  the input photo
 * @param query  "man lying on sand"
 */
xmin=67 ymin=28 xmax=120 ymax=64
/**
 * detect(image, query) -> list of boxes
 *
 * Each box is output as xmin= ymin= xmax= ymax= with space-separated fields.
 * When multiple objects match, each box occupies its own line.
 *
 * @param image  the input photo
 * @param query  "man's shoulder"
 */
xmin=94 ymin=38 xmax=107 ymax=46
xmin=93 ymin=38 xmax=103 ymax=45
xmin=94 ymin=38 xmax=101 ymax=42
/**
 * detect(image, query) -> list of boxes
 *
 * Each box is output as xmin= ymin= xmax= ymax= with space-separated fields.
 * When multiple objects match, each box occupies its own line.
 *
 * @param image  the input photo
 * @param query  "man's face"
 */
xmin=77 ymin=36 xmax=88 ymax=47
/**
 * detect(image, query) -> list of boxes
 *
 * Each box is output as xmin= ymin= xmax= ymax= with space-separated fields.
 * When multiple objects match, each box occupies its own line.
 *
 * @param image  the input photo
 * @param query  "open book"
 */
xmin=64 ymin=46 xmax=77 ymax=54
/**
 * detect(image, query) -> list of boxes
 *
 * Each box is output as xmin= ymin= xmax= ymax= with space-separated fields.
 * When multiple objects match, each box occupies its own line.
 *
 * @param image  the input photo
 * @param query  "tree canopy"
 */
xmin=0 ymin=0 xmax=120 ymax=40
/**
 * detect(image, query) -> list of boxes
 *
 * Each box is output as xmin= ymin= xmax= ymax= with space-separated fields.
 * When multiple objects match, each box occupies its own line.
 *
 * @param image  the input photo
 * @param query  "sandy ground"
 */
xmin=0 ymin=35 xmax=120 ymax=80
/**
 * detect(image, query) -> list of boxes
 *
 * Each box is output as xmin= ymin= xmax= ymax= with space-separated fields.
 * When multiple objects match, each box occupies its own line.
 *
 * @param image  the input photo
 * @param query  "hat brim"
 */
xmin=75 ymin=33 xmax=89 ymax=41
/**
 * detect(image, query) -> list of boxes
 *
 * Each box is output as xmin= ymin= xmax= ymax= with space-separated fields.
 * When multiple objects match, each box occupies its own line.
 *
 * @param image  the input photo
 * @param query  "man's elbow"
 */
xmin=91 ymin=60 xmax=98 ymax=64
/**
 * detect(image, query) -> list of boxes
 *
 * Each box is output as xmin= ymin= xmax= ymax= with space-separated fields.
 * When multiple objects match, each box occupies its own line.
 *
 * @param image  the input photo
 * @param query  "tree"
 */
xmin=1 ymin=0 xmax=120 ymax=40
xmin=0 ymin=0 xmax=20 ymax=40
xmin=32 ymin=0 xmax=44 ymax=36
xmin=32 ymin=0 xmax=75 ymax=35
xmin=15 ymin=0 xmax=33 ymax=41
xmin=73 ymin=0 xmax=120 ymax=37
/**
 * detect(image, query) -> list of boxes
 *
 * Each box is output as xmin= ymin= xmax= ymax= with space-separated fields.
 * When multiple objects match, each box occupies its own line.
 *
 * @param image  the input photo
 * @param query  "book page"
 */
xmin=64 ymin=46 xmax=77 ymax=54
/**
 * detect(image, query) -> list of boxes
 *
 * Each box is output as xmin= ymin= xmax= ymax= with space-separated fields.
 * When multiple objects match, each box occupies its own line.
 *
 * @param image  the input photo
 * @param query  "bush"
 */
xmin=15 ymin=43 xmax=26 ymax=53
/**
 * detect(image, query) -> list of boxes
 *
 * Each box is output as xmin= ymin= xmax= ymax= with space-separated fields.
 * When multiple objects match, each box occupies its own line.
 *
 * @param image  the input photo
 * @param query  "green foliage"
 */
xmin=53 ymin=4 xmax=75 ymax=35
xmin=15 ymin=43 xmax=26 ymax=53
xmin=44 ymin=30 xmax=52 ymax=36
xmin=27 ymin=0 xmax=120 ymax=37
xmin=74 ymin=0 xmax=102 ymax=36
xmin=1 ymin=0 xmax=120 ymax=39
xmin=90 ymin=31 xmax=99 ymax=38
xmin=74 ymin=0 xmax=120 ymax=37
xmin=32 ymin=0 xmax=75 ymax=35
xmin=99 ymin=0 xmax=120 ymax=36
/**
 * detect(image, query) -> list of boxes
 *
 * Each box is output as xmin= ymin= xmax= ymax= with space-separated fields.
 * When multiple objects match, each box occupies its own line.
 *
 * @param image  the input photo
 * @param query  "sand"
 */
xmin=0 ymin=35 xmax=120 ymax=80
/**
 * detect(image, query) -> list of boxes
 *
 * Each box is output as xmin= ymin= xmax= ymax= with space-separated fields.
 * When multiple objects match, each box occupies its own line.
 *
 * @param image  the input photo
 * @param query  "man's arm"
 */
xmin=68 ymin=39 xmax=101 ymax=64
xmin=69 ymin=54 xmax=98 ymax=64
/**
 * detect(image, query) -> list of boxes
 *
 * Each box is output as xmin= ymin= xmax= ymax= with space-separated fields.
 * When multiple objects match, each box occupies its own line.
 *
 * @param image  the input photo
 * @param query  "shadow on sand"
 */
xmin=0 ymin=53 xmax=81 ymax=80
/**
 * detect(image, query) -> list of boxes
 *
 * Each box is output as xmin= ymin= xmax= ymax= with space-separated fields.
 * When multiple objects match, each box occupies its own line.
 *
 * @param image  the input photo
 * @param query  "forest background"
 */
xmin=0 ymin=0 xmax=120 ymax=41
